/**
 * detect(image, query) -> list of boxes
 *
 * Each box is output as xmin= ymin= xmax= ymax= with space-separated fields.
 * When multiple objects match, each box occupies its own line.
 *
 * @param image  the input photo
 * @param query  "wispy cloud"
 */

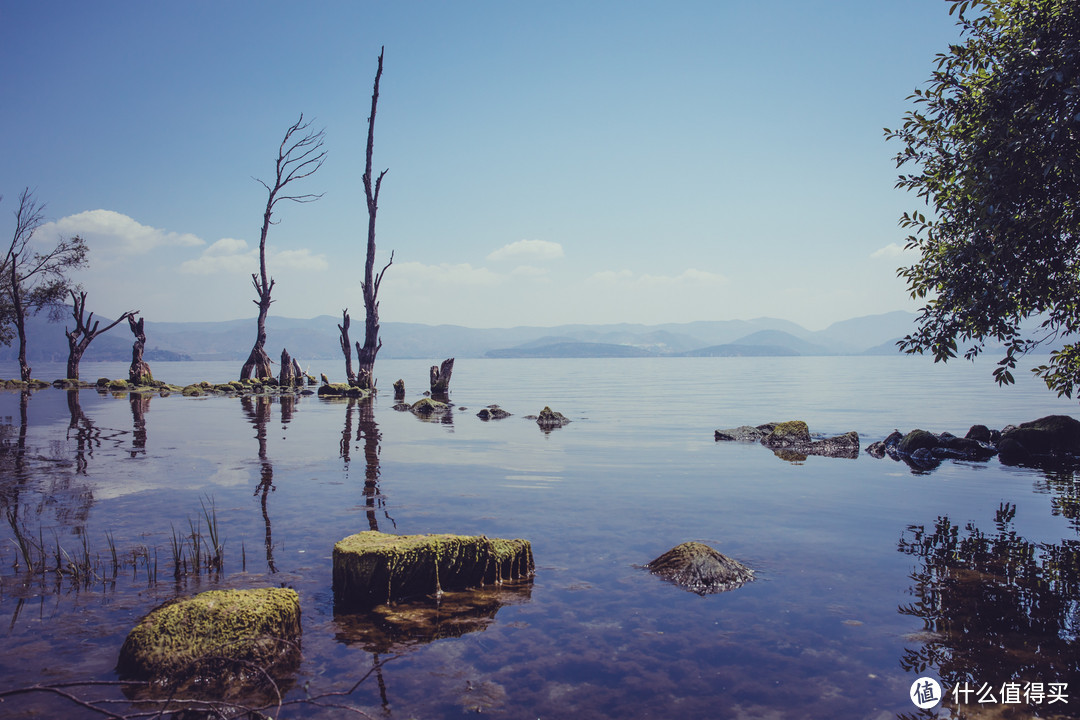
xmin=179 ymin=238 xmax=328 ymax=275
xmin=389 ymin=261 xmax=502 ymax=287
xmin=870 ymin=242 xmax=912 ymax=259
xmin=36 ymin=210 xmax=204 ymax=258
xmin=486 ymin=239 xmax=564 ymax=262
xmin=588 ymin=268 xmax=727 ymax=287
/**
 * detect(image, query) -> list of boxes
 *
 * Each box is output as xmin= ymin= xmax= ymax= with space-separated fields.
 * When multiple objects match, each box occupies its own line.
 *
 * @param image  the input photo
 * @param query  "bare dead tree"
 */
xmin=240 ymin=115 xmax=326 ymax=381
xmin=2 ymin=189 xmax=88 ymax=381
xmin=64 ymin=290 xmax=135 ymax=380
xmin=353 ymin=47 xmax=394 ymax=391
xmin=429 ymin=358 xmax=454 ymax=399
xmin=127 ymin=314 xmax=153 ymax=384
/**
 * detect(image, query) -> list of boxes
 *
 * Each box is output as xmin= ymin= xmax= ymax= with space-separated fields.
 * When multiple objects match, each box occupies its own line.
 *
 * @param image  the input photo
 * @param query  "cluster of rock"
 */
xmin=714 ymin=421 xmax=860 ymax=459
xmin=867 ymin=414 xmax=1080 ymax=467
xmin=477 ymin=404 xmax=511 ymax=421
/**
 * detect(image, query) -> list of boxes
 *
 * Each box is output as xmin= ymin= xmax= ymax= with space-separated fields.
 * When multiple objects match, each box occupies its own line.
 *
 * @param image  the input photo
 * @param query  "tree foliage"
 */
xmin=887 ymin=0 xmax=1080 ymax=396
xmin=1 ymin=189 xmax=88 ymax=380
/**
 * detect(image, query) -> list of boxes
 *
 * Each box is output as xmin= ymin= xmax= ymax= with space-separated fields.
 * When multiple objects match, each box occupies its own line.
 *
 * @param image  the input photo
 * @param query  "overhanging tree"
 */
xmin=887 ymin=0 xmax=1080 ymax=396
xmin=240 ymin=115 xmax=326 ymax=381
xmin=1 ymin=189 xmax=88 ymax=381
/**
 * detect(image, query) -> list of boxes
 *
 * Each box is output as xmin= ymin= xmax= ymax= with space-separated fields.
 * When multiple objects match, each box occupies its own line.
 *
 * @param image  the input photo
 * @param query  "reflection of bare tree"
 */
xmin=241 ymin=395 xmax=277 ymax=573
xmin=66 ymin=389 xmax=99 ymax=474
xmin=0 ymin=391 xmax=31 ymax=509
xmin=340 ymin=397 xmax=394 ymax=532
xmin=897 ymin=504 xmax=1080 ymax=716
xmin=129 ymin=392 xmax=151 ymax=457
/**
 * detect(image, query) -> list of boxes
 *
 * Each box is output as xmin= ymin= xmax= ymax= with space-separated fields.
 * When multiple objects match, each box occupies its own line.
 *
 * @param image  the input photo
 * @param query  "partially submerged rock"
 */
xmin=333 ymin=531 xmax=534 ymax=609
xmin=318 ymin=382 xmax=370 ymax=398
xmin=117 ymin=587 xmax=301 ymax=684
xmin=477 ymin=404 xmax=512 ymax=421
xmin=716 ymin=420 xmax=859 ymax=459
xmin=531 ymin=406 xmax=571 ymax=430
xmin=644 ymin=541 xmax=754 ymax=595
xmin=409 ymin=397 xmax=451 ymax=419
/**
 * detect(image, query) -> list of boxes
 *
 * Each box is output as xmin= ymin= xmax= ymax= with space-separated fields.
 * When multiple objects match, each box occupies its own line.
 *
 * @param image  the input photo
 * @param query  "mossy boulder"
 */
xmin=477 ymin=404 xmax=512 ymax=421
xmin=410 ymin=397 xmax=449 ymax=416
xmin=117 ymin=587 xmax=301 ymax=684
xmin=897 ymin=429 xmax=940 ymax=454
xmin=318 ymin=383 xmax=369 ymax=398
xmin=333 ymin=531 xmax=534 ymax=609
xmin=644 ymin=541 xmax=754 ymax=595
xmin=761 ymin=421 xmax=811 ymax=448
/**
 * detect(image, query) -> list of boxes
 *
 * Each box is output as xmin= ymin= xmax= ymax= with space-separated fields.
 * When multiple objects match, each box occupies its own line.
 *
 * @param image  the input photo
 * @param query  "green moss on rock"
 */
xmin=762 ymin=420 xmax=810 ymax=447
xmin=333 ymin=531 xmax=534 ymax=609
xmin=117 ymin=587 xmax=301 ymax=682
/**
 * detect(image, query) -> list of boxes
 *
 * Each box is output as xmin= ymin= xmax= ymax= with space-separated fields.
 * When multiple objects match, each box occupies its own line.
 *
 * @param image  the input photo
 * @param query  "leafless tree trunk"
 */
xmin=240 ymin=115 xmax=326 ymax=380
xmin=430 ymin=358 xmax=454 ymax=399
xmin=354 ymin=47 xmax=394 ymax=391
xmin=128 ymin=314 xmax=153 ymax=384
xmin=2 ymin=189 xmax=88 ymax=381
xmin=279 ymin=348 xmax=295 ymax=386
xmin=64 ymin=290 xmax=135 ymax=380
xmin=338 ymin=308 xmax=357 ymax=385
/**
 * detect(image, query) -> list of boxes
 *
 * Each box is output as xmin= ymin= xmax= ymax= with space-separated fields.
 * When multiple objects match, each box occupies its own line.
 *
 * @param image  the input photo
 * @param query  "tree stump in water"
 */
xmin=393 ymin=379 xmax=405 ymax=400
xmin=279 ymin=348 xmax=296 ymax=386
xmin=128 ymin=315 xmax=153 ymax=385
xmin=430 ymin=358 xmax=454 ymax=399
xmin=332 ymin=531 xmax=534 ymax=609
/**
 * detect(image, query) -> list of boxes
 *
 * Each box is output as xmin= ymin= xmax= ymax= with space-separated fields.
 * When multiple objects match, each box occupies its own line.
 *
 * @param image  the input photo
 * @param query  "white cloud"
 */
xmin=486 ymin=239 xmax=564 ymax=262
xmin=510 ymin=264 xmax=549 ymax=277
xmin=871 ymin=242 xmax=912 ymax=259
xmin=37 ymin=210 xmax=204 ymax=258
xmin=179 ymin=239 xmax=328 ymax=275
xmin=389 ymin=261 xmax=502 ymax=287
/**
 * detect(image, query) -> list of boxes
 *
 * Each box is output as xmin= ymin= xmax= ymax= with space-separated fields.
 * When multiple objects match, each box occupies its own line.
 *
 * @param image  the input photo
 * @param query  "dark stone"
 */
xmin=410 ymin=398 xmax=449 ymax=416
xmin=1001 ymin=415 xmax=1080 ymax=456
xmin=936 ymin=435 xmax=997 ymax=461
xmin=897 ymin=429 xmax=940 ymax=454
xmin=965 ymin=424 xmax=992 ymax=443
xmin=535 ymin=406 xmax=571 ymax=430
xmin=644 ymin=541 xmax=754 ymax=595
xmin=997 ymin=437 xmax=1030 ymax=465
xmin=883 ymin=430 xmax=904 ymax=449
xmin=477 ymin=405 xmax=511 ymax=421
xmin=806 ymin=431 xmax=860 ymax=459
xmin=865 ymin=441 xmax=887 ymax=459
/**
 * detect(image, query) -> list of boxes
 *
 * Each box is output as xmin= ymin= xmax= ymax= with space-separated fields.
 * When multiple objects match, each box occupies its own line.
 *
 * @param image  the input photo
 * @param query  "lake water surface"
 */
xmin=2 ymin=356 xmax=1080 ymax=719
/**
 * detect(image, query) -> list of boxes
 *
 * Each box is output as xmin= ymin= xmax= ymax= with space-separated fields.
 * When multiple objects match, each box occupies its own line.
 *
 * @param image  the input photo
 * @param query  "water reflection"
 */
xmin=897 ymin=502 xmax=1080 ymax=717
xmin=128 ymin=391 xmax=150 ymax=457
xmin=339 ymin=396 xmax=394 ymax=532
xmin=241 ymin=394 xmax=278 ymax=573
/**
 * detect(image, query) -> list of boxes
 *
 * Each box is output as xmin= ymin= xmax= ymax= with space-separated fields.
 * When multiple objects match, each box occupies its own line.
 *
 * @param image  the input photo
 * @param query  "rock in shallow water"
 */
xmin=644 ymin=541 xmax=754 ymax=595
xmin=333 ymin=531 xmax=534 ymax=609
xmin=117 ymin=587 xmax=301 ymax=682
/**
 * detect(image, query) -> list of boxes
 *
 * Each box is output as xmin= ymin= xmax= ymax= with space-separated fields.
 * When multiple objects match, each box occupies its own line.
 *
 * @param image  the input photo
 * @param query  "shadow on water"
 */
xmin=897 ymin=490 xmax=1080 ymax=718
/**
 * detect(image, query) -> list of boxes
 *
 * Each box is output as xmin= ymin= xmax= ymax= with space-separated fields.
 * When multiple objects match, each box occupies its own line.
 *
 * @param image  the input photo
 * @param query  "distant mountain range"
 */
xmin=0 ymin=310 xmax=926 ymax=363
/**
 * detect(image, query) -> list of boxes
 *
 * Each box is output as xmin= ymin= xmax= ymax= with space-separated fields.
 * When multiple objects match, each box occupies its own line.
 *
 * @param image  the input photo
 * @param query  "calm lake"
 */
xmin=2 ymin=356 xmax=1080 ymax=719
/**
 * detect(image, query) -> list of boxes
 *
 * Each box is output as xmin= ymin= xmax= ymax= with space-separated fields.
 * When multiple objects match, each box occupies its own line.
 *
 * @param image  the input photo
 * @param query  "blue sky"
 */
xmin=1 ymin=1 xmax=962 ymax=330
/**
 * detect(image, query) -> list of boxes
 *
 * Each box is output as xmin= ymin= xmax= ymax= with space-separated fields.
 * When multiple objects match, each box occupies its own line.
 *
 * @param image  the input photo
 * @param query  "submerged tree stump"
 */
xmin=393 ymin=378 xmax=405 ymax=400
xmin=333 ymin=531 xmax=534 ymax=609
xmin=430 ymin=358 xmax=454 ymax=398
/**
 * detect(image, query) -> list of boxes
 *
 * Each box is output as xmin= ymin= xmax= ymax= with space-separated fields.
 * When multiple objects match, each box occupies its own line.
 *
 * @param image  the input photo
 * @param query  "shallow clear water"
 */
xmin=2 ymin=356 xmax=1080 ymax=718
